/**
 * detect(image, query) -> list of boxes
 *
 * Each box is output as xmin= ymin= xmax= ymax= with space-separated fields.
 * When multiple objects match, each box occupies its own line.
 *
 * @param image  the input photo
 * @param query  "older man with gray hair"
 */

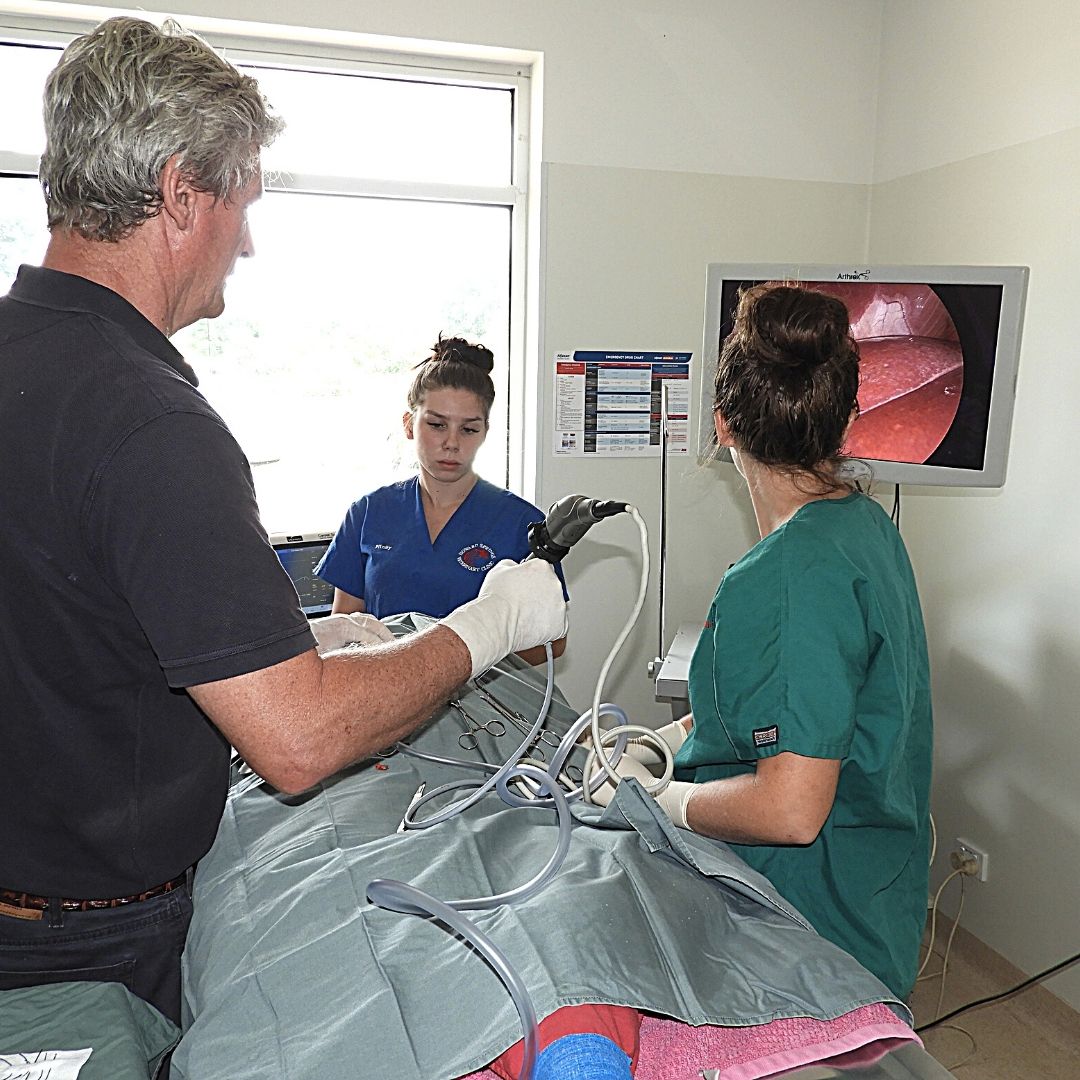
xmin=0 ymin=16 xmax=566 ymax=1024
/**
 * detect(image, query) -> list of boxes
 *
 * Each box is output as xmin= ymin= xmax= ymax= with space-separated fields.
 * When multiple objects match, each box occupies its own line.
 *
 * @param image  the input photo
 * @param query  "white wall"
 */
xmin=541 ymin=164 xmax=868 ymax=717
xmin=48 ymin=0 xmax=883 ymax=181
xmin=871 ymin=0 xmax=1080 ymax=1009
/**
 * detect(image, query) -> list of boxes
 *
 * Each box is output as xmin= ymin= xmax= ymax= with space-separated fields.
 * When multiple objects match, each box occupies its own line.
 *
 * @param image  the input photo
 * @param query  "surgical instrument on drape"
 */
xmin=449 ymin=699 xmax=505 ymax=750
xmin=471 ymin=679 xmax=562 ymax=752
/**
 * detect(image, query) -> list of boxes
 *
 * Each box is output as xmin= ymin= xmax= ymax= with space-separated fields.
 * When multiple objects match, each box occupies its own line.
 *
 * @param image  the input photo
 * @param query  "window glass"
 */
xmin=174 ymin=191 xmax=511 ymax=534
xmin=0 ymin=39 xmax=521 ymax=536
xmin=0 ymin=43 xmax=57 ymax=156
xmin=0 ymin=179 xmax=50 ymax=287
xmin=0 ymin=45 xmax=57 ymax=286
xmin=253 ymin=65 xmax=513 ymax=187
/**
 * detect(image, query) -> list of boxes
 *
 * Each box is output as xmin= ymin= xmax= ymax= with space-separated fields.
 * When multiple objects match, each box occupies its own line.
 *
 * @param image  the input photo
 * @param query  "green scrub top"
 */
xmin=675 ymin=492 xmax=932 ymax=999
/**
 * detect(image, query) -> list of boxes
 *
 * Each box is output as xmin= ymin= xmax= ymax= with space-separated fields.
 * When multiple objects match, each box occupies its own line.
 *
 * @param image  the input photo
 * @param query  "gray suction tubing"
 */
xmin=366 ymin=760 xmax=569 ymax=1080
xmin=366 ymin=878 xmax=539 ymax=1080
xmin=394 ymin=762 xmax=575 ymax=909
xmin=394 ymin=645 xmax=557 ymax=830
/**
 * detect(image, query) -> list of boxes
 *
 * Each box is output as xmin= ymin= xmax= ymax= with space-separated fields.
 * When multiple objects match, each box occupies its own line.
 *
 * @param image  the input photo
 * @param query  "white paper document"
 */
xmin=0 ymin=1048 xmax=93 ymax=1080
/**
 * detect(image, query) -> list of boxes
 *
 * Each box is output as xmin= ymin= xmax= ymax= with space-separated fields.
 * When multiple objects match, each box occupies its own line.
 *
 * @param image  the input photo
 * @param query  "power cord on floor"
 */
xmin=916 ymin=949 xmax=1080 ymax=1033
xmin=933 ymin=875 xmax=966 ymax=1020
xmin=935 ymin=1023 xmax=978 ymax=1071
xmin=916 ymin=865 xmax=962 ymax=982
xmin=915 ymin=815 xmax=974 ymax=1065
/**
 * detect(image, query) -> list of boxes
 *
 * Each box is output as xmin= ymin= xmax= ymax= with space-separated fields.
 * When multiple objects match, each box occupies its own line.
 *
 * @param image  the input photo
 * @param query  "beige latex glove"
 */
xmin=588 ymin=753 xmax=698 ymax=830
xmin=310 ymin=612 xmax=396 ymax=656
xmin=441 ymin=559 xmax=569 ymax=679
xmin=624 ymin=718 xmax=689 ymax=771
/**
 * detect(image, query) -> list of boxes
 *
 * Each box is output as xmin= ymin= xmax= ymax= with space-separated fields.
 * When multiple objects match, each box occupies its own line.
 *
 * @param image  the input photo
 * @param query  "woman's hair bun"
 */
xmin=712 ymin=281 xmax=861 ymax=488
xmin=739 ymin=286 xmax=847 ymax=373
xmin=407 ymin=332 xmax=497 ymax=415
xmin=429 ymin=333 xmax=495 ymax=375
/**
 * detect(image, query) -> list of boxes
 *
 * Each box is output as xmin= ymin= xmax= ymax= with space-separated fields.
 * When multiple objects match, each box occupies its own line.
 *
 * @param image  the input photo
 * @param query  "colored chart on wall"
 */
xmin=552 ymin=351 xmax=691 ymax=457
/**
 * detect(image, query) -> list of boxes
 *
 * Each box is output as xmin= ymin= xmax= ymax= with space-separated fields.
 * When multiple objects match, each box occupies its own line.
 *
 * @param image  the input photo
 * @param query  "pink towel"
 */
xmin=459 ymin=1003 xmax=919 ymax=1080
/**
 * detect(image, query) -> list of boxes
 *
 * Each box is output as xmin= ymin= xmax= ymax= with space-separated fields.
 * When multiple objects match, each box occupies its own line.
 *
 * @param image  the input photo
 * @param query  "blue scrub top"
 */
xmin=316 ymin=476 xmax=567 ymax=619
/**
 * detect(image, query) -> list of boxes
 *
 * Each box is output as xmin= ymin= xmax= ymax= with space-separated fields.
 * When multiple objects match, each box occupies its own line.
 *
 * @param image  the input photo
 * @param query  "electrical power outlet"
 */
xmin=951 ymin=837 xmax=989 ymax=882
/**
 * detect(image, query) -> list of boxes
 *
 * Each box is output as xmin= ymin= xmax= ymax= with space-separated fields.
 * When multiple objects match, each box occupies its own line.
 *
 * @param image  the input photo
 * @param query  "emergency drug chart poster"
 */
xmin=553 ymin=351 xmax=691 ymax=457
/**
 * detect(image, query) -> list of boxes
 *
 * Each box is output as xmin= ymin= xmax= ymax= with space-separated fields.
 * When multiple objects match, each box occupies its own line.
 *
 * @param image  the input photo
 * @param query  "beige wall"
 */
xmin=871 ymin=0 xmax=1080 ymax=1010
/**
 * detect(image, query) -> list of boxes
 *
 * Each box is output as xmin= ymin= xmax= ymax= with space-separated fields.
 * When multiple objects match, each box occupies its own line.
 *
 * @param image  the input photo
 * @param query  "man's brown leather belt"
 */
xmin=0 ymin=871 xmax=189 ymax=912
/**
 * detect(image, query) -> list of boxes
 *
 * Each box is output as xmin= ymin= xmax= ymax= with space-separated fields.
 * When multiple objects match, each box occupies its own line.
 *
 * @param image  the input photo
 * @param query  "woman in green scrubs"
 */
xmin=598 ymin=283 xmax=932 ymax=999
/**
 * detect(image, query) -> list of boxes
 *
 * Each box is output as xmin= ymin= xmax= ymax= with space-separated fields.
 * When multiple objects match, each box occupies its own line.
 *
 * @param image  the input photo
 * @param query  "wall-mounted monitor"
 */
xmin=698 ymin=263 xmax=1029 ymax=487
xmin=270 ymin=532 xmax=335 ymax=618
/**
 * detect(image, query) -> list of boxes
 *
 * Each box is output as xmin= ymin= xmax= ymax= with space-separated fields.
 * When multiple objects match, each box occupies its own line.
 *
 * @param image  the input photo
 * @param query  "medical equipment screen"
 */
xmin=273 ymin=538 xmax=334 ymax=617
xmin=699 ymin=264 xmax=1028 ymax=487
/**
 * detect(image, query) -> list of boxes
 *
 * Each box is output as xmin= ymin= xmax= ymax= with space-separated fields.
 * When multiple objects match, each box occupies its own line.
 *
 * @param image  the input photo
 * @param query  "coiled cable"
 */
xmin=368 ymin=502 xmax=672 ymax=1080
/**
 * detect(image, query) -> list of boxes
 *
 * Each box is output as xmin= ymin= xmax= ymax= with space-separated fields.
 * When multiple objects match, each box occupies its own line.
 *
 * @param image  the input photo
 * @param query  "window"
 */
xmin=0 ymin=43 xmax=56 ymax=278
xmin=0 ymin=27 xmax=530 ymax=534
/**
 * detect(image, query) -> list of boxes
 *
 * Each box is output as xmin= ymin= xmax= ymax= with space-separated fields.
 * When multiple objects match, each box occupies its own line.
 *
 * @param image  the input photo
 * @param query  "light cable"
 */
xmin=582 ymin=506 xmax=676 ymax=797
xmin=917 ymin=867 xmax=963 ymax=982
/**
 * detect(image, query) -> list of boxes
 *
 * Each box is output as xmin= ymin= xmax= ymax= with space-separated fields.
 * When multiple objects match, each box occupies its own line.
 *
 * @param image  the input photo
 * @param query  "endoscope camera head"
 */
xmin=526 ymin=494 xmax=630 ymax=564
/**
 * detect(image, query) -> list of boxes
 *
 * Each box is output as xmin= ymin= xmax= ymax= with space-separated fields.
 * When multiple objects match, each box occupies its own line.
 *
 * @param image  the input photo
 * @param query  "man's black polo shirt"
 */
xmin=0 ymin=266 xmax=315 ymax=898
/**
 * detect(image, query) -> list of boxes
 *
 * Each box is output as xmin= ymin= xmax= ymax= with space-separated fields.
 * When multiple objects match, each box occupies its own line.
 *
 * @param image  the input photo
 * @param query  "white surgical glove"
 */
xmin=588 ymin=753 xmax=698 ymax=830
xmin=310 ymin=612 xmax=396 ymax=656
xmin=623 ymin=718 xmax=689 ymax=771
xmin=441 ymin=559 xmax=568 ymax=679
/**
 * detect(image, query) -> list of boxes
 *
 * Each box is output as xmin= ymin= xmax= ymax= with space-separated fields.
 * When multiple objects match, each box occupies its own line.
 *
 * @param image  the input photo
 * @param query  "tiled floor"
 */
xmin=911 ymin=917 xmax=1080 ymax=1078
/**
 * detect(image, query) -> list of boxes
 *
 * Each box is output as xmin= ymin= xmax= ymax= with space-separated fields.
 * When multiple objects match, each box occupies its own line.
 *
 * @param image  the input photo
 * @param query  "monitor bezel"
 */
xmin=698 ymin=262 xmax=1029 ymax=487
xmin=270 ymin=532 xmax=335 ymax=619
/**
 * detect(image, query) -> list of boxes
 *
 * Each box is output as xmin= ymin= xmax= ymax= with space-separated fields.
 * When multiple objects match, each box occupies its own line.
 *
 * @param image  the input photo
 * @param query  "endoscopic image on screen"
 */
xmin=807 ymin=282 xmax=962 ymax=466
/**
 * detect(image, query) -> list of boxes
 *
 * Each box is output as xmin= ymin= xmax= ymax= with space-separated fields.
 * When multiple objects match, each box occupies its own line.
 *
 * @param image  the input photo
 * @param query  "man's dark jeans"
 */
xmin=0 ymin=882 xmax=193 ymax=1025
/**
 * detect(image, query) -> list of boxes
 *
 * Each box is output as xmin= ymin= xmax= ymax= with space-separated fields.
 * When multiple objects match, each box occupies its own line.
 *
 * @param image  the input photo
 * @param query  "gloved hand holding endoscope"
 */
xmin=442 ymin=494 xmax=628 ymax=679
xmin=442 ymin=559 xmax=569 ymax=679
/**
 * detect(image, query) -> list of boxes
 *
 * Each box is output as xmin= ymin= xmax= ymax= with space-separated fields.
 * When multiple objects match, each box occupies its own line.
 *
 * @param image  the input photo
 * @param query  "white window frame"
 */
xmin=0 ymin=6 xmax=538 ymax=497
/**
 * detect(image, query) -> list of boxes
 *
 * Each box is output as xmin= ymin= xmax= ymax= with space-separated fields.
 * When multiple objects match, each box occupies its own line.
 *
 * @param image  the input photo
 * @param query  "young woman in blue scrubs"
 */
xmin=317 ymin=336 xmax=566 ymax=660
xmin=594 ymin=284 xmax=932 ymax=1000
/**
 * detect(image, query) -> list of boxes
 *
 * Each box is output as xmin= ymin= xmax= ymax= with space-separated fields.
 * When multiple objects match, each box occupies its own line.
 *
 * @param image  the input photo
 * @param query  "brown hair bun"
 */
xmin=429 ymin=335 xmax=495 ymax=375
xmin=407 ymin=333 xmax=497 ymax=418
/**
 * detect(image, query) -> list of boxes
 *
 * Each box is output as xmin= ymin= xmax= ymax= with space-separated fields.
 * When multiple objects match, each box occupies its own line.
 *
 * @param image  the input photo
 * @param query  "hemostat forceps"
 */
xmin=470 ymin=680 xmax=562 ymax=755
xmin=448 ymin=699 xmax=505 ymax=751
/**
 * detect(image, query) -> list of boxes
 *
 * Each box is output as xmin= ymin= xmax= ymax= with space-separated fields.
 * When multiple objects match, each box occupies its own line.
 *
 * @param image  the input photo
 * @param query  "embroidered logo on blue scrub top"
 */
xmin=458 ymin=543 xmax=497 ymax=572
